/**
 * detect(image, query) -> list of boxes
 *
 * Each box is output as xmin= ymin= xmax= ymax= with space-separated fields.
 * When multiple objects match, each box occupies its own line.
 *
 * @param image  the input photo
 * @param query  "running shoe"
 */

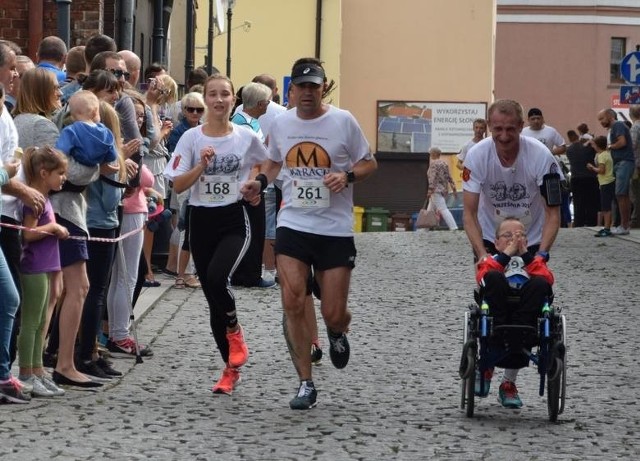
xmin=226 ymin=326 xmax=249 ymax=368
xmin=327 ymin=330 xmax=350 ymax=369
xmin=255 ymin=277 xmax=276 ymax=288
xmin=107 ymin=337 xmax=154 ymax=358
xmin=18 ymin=377 xmax=33 ymax=395
xmin=311 ymin=343 xmax=323 ymax=365
xmin=594 ymin=228 xmax=612 ymax=237
xmin=96 ymin=356 xmax=122 ymax=377
xmin=38 ymin=375 xmax=65 ymax=396
xmin=498 ymin=380 xmax=523 ymax=408
xmin=212 ymin=367 xmax=241 ymax=395
xmin=611 ymin=226 xmax=630 ymax=235
xmin=474 ymin=368 xmax=494 ymax=397
xmin=76 ymin=360 xmax=113 ymax=382
xmin=0 ymin=376 xmax=32 ymax=404
xmin=22 ymin=376 xmax=54 ymax=398
xmin=289 ymin=381 xmax=317 ymax=410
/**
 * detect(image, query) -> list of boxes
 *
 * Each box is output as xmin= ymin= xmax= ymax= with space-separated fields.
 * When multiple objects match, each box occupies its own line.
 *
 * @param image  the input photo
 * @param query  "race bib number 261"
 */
xmin=291 ymin=178 xmax=330 ymax=208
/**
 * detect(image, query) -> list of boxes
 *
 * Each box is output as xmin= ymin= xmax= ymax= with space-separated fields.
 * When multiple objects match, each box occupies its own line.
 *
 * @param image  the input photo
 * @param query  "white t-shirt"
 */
xmin=457 ymin=138 xmax=478 ymax=163
xmin=522 ymin=124 xmax=569 ymax=170
xmin=462 ymin=136 xmax=560 ymax=246
xmin=521 ymin=125 xmax=565 ymax=152
xmin=0 ymin=109 xmax=20 ymax=220
xmin=268 ymin=105 xmax=372 ymax=237
xmin=163 ymin=125 xmax=268 ymax=207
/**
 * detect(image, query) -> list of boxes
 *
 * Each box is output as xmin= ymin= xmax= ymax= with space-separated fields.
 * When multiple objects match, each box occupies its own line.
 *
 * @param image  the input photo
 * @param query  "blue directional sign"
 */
xmin=620 ymin=86 xmax=640 ymax=105
xmin=621 ymin=51 xmax=640 ymax=84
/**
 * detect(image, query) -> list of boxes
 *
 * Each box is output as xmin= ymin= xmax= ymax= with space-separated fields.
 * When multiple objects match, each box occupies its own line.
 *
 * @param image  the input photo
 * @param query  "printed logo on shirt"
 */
xmin=462 ymin=166 xmax=471 ymax=182
xmin=285 ymin=142 xmax=331 ymax=177
xmin=173 ymin=155 xmax=181 ymax=170
xmin=489 ymin=181 xmax=530 ymax=203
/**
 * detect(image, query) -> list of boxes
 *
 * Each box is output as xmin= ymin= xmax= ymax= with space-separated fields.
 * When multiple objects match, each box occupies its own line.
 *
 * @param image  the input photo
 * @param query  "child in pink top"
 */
xmin=105 ymin=164 xmax=159 ymax=357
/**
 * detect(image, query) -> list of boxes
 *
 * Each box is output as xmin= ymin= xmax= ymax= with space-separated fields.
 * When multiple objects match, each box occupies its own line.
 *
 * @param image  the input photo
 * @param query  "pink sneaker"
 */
xmin=107 ymin=337 xmax=154 ymax=358
xmin=226 ymin=326 xmax=248 ymax=368
xmin=212 ymin=367 xmax=241 ymax=395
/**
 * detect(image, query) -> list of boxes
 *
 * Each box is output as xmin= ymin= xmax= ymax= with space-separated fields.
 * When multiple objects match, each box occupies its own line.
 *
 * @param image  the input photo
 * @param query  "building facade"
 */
xmin=495 ymin=0 xmax=640 ymax=138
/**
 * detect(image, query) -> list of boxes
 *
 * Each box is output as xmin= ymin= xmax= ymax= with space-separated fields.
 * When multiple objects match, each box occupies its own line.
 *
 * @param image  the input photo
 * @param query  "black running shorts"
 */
xmin=274 ymin=227 xmax=356 ymax=271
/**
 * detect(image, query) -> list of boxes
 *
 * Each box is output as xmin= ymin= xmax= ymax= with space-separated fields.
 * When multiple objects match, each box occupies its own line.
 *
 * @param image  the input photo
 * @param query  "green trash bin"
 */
xmin=365 ymin=207 xmax=389 ymax=232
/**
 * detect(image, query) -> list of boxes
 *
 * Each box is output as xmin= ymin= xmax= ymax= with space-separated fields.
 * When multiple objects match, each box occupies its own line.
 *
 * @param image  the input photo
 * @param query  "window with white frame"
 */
xmin=611 ymin=37 xmax=626 ymax=84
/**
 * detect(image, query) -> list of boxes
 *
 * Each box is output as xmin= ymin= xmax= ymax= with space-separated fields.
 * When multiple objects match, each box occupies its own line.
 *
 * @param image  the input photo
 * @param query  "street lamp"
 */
xmin=226 ymin=0 xmax=236 ymax=78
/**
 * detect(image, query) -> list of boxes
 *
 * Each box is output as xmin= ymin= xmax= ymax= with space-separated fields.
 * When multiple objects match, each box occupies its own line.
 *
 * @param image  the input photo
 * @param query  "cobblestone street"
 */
xmin=1 ymin=229 xmax=639 ymax=460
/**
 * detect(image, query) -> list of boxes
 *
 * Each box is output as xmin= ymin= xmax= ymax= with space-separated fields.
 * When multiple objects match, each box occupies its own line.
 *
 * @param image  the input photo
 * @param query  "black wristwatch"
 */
xmin=346 ymin=170 xmax=356 ymax=183
xmin=536 ymin=251 xmax=549 ymax=262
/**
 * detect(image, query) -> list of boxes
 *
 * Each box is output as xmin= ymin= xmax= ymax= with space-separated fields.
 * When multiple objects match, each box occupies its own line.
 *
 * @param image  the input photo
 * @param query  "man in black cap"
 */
xmin=241 ymin=57 xmax=377 ymax=410
xmin=522 ymin=107 xmax=571 ymax=226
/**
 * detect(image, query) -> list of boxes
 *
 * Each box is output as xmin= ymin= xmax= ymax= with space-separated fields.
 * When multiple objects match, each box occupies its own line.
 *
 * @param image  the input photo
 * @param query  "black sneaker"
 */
xmin=311 ymin=344 xmax=323 ymax=365
xmin=76 ymin=360 xmax=112 ymax=382
xmin=327 ymin=330 xmax=350 ymax=369
xmin=0 ymin=376 xmax=32 ymax=404
xmin=289 ymin=381 xmax=317 ymax=410
xmin=96 ymin=357 xmax=123 ymax=377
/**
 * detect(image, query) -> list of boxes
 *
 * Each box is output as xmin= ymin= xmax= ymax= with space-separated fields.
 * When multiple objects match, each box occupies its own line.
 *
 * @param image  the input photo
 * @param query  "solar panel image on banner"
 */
xmin=379 ymin=118 xmax=402 ymax=133
xmin=411 ymin=132 xmax=431 ymax=153
xmin=401 ymin=122 xmax=427 ymax=134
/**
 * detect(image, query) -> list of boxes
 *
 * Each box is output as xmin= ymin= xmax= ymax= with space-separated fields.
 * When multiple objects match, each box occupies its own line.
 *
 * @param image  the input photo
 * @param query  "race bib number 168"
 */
xmin=199 ymin=174 xmax=238 ymax=204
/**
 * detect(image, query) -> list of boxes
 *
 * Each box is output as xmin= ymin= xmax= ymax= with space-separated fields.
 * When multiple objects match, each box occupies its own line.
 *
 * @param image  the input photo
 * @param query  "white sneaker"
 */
xmin=39 ymin=375 xmax=66 ymax=396
xmin=18 ymin=377 xmax=34 ymax=395
xmin=611 ymin=226 xmax=630 ymax=235
xmin=24 ymin=376 xmax=54 ymax=398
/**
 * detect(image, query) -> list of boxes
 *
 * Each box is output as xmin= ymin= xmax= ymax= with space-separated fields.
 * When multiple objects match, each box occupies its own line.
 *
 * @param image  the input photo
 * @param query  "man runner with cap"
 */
xmin=241 ymin=57 xmax=377 ymax=409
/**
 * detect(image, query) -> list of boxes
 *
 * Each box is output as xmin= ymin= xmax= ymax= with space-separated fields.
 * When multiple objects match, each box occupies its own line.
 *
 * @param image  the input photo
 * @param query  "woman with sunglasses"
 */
xmin=140 ymin=74 xmax=177 ymax=288
xmin=163 ymin=75 xmax=269 ymax=395
xmin=165 ymin=92 xmax=206 ymax=289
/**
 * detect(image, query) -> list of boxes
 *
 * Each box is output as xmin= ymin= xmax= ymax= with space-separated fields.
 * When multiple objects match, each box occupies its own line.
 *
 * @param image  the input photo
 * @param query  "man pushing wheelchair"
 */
xmin=461 ymin=99 xmax=561 ymax=410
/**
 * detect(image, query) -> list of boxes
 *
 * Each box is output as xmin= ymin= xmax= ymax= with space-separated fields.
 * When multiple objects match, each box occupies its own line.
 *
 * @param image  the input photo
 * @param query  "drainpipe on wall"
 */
xmin=185 ymin=0 xmax=195 ymax=84
xmin=56 ymin=0 xmax=71 ymax=47
xmin=152 ymin=0 xmax=165 ymax=64
xmin=314 ymin=0 xmax=322 ymax=59
xmin=119 ymin=0 xmax=135 ymax=50
xmin=28 ymin=0 xmax=43 ymax=59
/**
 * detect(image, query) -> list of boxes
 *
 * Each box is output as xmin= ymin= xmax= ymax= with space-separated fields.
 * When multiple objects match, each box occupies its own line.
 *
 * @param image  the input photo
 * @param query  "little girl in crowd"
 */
xmin=18 ymin=146 xmax=69 ymax=397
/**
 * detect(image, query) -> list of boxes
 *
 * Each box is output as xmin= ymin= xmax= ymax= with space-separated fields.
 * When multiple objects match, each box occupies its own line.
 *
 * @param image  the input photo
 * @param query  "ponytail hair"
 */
xmin=22 ymin=145 xmax=68 ymax=185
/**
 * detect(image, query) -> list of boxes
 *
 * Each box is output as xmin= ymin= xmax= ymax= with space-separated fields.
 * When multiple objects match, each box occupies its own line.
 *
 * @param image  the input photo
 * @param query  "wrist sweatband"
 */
xmin=256 ymin=174 xmax=268 ymax=192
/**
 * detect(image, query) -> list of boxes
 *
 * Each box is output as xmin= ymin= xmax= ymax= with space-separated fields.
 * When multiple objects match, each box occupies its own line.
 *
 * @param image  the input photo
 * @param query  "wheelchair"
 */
xmin=459 ymin=289 xmax=567 ymax=422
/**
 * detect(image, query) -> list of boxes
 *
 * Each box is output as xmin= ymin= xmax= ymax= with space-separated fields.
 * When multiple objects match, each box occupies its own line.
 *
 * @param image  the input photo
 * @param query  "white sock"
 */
xmin=502 ymin=368 xmax=519 ymax=383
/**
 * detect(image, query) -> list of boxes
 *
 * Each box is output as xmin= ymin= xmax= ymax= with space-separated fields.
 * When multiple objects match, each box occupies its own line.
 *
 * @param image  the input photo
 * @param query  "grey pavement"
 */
xmin=2 ymin=228 xmax=640 ymax=460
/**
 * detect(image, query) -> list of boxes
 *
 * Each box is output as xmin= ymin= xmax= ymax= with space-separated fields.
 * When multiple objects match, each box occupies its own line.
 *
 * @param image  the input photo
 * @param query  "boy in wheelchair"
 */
xmin=475 ymin=217 xmax=554 ymax=408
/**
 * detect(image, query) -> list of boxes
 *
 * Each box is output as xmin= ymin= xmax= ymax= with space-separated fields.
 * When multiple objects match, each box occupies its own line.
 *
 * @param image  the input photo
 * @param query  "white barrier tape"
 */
xmin=0 ymin=222 xmax=144 ymax=242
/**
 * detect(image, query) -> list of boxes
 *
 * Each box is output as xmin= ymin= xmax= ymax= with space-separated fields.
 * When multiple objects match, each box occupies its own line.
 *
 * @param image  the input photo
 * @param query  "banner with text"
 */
xmin=377 ymin=101 xmax=487 ymax=155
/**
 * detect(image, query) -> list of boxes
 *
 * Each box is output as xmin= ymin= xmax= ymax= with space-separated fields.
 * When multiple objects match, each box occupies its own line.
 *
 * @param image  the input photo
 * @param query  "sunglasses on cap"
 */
xmin=108 ymin=69 xmax=131 ymax=80
xmin=185 ymin=106 xmax=205 ymax=114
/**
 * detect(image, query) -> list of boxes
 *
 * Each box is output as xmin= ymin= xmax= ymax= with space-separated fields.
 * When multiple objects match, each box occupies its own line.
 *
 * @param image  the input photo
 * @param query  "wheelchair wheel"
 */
xmin=460 ymin=310 xmax=476 ymax=413
xmin=547 ymin=314 xmax=567 ymax=422
xmin=462 ymin=348 xmax=476 ymax=418
xmin=547 ymin=356 xmax=563 ymax=422
xmin=559 ymin=315 xmax=567 ymax=415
